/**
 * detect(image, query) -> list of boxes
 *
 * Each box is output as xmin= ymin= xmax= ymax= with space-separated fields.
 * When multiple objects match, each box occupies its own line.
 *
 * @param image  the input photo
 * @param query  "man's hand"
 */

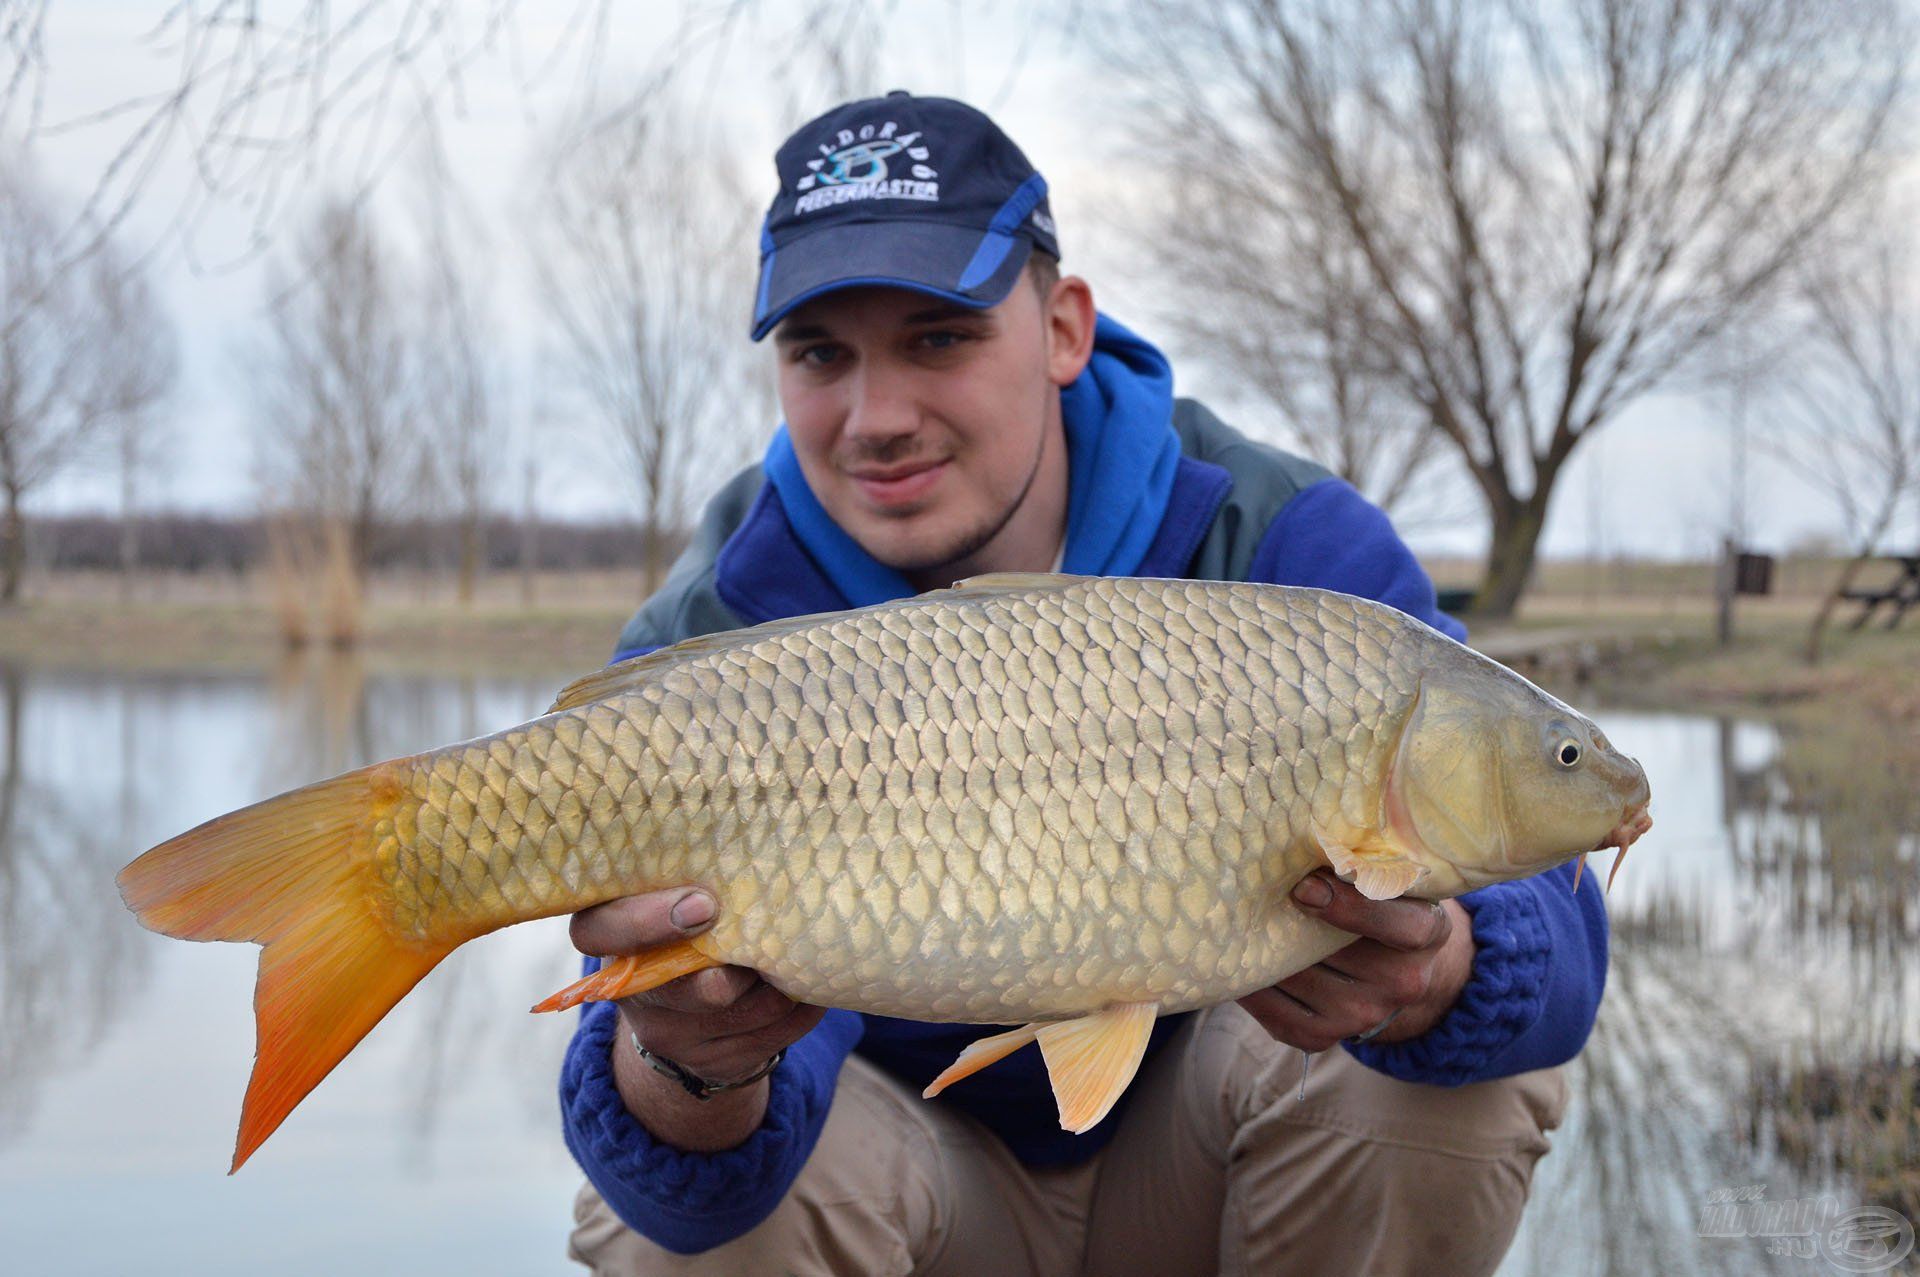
xmin=570 ymin=888 xmax=826 ymax=1152
xmin=1238 ymin=870 xmax=1475 ymax=1053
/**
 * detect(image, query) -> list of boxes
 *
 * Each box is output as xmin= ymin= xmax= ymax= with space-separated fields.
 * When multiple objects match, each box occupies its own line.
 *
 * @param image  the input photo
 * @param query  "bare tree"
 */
xmin=251 ymin=198 xmax=420 ymax=592
xmin=1103 ymin=0 xmax=1906 ymax=616
xmin=0 ymin=1 xmax=616 ymax=270
xmin=102 ymin=257 xmax=178 ymax=597
xmin=1770 ymin=234 xmax=1920 ymax=664
xmin=0 ymin=158 xmax=174 ymax=602
xmin=0 ymin=1 xmax=1017 ymax=266
xmin=413 ymin=141 xmax=499 ymax=606
xmin=1144 ymin=188 xmax=1444 ymax=515
xmin=532 ymin=91 xmax=766 ymax=597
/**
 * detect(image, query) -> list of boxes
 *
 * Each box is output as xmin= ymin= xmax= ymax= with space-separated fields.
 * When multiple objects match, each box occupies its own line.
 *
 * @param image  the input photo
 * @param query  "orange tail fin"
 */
xmin=117 ymin=764 xmax=454 ymax=1173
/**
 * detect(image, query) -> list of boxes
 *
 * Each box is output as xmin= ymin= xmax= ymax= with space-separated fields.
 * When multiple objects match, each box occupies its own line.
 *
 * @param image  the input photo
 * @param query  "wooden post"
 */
xmin=1715 ymin=537 xmax=1736 ymax=646
xmin=519 ymin=464 xmax=539 ymax=609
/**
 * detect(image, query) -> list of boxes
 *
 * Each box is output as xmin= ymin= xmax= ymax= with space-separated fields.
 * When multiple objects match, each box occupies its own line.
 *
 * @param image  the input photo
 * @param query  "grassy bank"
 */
xmin=1567 ymin=615 xmax=1920 ymax=724
xmin=1749 ymin=1055 xmax=1920 ymax=1222
xmin=0 ymin=570 xmax=641 ymax=676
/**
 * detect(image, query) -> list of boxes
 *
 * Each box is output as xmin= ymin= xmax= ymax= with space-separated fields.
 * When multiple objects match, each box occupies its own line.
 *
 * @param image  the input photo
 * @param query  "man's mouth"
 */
xmin=850 ymin=459 xmax=949 ymax=508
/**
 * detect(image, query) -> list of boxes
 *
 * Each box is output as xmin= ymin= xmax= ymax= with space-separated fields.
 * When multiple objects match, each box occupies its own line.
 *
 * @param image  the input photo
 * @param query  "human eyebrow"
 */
xmin=773 ymin=322 xmax=831 ymax=344
xmin=903 ymin=305 xmax=990 ymax=326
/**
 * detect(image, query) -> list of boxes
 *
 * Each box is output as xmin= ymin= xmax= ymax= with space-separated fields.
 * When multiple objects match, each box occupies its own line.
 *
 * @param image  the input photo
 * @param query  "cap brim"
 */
xmin=751 ymin=219 xmax=1033 ymax=341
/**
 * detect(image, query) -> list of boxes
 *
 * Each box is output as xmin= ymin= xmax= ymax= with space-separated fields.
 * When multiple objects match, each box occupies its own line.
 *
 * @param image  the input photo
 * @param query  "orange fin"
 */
xmin=922 ymin=1022 xmax=1042 ymax=1098
xmin=117 ymin=764 xmax=452 ymax=1173
xmin=531 ymin=940 xmax=720 ymax=1013
xmin=1316 ymin=830 xmax=1427 ymax=901
xmin=1035 ymin=1002 xmax=1158 ymax=1133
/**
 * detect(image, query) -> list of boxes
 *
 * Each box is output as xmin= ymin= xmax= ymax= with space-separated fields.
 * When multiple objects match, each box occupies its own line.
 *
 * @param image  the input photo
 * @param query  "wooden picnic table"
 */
xmin=1839 ymin=554 xmax=1920 ymax=630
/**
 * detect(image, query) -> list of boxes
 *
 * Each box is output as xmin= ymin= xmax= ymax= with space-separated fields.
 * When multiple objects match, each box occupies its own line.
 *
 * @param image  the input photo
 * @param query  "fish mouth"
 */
xmin=1602 ymin=803 xmax=1653 ymax=855
xmin=1571 ymin=802 xmax=1653 ymax=894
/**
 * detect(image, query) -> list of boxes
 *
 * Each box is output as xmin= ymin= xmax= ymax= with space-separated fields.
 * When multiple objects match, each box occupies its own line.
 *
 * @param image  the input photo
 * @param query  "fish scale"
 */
xmin=370 ymin=576 xmax=1422 ymax=1023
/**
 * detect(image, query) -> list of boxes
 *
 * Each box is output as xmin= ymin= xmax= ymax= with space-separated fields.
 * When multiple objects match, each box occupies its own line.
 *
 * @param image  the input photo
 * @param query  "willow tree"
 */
xmin=1107 ymin=0 xmax=1906 ymax=615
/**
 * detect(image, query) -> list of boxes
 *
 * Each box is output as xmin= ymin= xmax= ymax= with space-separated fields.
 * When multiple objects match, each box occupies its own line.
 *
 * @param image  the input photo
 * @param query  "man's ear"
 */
xmin=1045 ymin=275 xmax=1097 ymax=387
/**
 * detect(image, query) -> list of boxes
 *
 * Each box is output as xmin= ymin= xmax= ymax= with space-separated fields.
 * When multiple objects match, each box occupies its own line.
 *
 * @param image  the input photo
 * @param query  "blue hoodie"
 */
xmin=559 ymin=317 xmax=1610 ymax=1254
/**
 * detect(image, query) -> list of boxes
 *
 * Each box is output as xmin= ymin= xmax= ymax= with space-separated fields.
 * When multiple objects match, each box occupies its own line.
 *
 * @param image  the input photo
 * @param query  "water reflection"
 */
xmin=1502 ymin=710 xmax=1919 ymax=1277
xmin=0 ymin=657 xmax=589 ymax=1276
xmin=0 ymin=664 xmax=1912 ymax=1274
xmin=1720 ymin=715 xmax=1916 ymax=1062
xmin=0 ymin=665 xmax=151 ymax=1146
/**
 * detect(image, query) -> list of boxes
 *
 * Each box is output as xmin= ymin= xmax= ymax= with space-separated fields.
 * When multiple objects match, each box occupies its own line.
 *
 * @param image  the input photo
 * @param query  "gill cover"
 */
xmin=1387 ymin=680 xmax=1511 ymax=876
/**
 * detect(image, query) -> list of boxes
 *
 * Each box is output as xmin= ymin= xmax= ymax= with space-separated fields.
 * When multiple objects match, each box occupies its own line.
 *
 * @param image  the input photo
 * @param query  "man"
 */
xmin=559 ymin=92 xmax=1604 ymax=1276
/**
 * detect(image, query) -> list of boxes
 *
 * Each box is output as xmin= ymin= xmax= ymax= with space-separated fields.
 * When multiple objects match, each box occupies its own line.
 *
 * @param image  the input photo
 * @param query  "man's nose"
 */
xmin=841 ymin=361 xmax=919 ymax=445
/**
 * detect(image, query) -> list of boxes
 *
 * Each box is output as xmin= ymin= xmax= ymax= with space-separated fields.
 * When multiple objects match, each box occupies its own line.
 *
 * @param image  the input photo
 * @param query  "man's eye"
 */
xmin=918 ymin=330 xmax=970 ymax=351
xmin=795 ymin=344 xmax=841 ymax=367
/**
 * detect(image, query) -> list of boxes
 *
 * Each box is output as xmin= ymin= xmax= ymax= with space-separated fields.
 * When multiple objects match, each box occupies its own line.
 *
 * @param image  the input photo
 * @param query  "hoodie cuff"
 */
xmin=1343 ymin=879 xmax=1553 ymax=1086
xmin=559 ymin=998 xmax=864 ymax=1254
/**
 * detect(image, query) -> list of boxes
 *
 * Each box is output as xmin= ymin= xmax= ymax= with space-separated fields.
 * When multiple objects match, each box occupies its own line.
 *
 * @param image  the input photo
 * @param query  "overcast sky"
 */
xmin=9 ymin=1 xmax=1906 ymax=562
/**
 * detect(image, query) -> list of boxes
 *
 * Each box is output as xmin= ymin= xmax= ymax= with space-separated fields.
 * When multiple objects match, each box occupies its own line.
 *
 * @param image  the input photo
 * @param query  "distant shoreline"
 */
xmin=0 ymin=568 xmax=1911 ymax=722
xmin=0 ymin=569 xmax=640 ymax=679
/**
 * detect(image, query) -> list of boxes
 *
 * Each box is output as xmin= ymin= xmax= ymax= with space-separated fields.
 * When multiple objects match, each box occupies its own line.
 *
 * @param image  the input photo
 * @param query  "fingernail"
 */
xmin=1292 ymin=875 xmax=1333 ymax=909
xmin=670 ymin=891 xmax=715 ymax=930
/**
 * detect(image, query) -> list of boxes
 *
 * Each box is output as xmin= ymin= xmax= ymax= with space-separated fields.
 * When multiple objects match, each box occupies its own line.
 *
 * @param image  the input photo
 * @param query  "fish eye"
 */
xmin=1555 ymin=741 xmax=1582 ymax=768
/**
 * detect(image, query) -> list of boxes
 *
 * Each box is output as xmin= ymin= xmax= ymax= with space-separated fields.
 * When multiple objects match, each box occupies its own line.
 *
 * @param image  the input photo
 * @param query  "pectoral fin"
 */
xmin=1035 ymin=1002 xmax=1158 ymax=1133
xmin=1315 ymin=830 xmax=1429 ymax=901
xmin=1349 ymin=859 xmax=1427 ymax=900
xmin=529 ymin=939 xmax=720 ymax=1013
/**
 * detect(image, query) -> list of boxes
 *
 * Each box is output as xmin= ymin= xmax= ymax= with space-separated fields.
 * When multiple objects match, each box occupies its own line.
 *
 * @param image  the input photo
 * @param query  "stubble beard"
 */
xmin=869 ymin=412 xmax=1052 ymax=578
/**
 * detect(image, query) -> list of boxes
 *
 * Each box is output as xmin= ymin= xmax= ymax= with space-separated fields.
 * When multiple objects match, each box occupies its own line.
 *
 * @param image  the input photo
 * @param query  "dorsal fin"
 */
xmin=943 ymin=571 xmax=1090 ymax=594
xmin=547 ymin=608 xmax=855 ymax=713
xmin=548 ymin=573 xmax=1092 ymax=714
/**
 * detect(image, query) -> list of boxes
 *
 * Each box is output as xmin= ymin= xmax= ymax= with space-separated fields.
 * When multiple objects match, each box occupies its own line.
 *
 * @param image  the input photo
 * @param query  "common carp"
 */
xmin=118 ymin=573 xmax=1651 ymax=1170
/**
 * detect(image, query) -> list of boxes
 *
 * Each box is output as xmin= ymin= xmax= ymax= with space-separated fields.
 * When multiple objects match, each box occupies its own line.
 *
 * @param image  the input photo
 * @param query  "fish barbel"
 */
xmin=118 ymin=573 xmax=1651 ymax=1170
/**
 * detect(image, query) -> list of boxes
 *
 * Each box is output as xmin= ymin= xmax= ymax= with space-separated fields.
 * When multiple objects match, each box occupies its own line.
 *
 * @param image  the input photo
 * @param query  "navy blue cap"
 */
xmin=751 ymin=91 xmax=1060 ymax=340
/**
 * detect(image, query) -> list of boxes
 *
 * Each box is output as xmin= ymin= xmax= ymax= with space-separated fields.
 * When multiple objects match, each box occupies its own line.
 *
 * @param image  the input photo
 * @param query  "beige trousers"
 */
xmin=569 ymin=1004 xmax=1568 ymax=1277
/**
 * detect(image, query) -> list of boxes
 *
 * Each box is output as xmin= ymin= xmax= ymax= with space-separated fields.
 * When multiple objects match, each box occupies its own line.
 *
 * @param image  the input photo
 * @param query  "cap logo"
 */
xmin=794 ymin=120 xmax=939 ymax=214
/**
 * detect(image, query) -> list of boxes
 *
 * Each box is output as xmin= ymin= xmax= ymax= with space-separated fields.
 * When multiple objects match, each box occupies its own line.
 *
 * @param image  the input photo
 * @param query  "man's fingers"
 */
xmin=1319 ymin=942 xmax=1438 ymax=1008
xmin=668 ymin=1004 xmax=826 ymax=1078
xmin=1290 ymin=952 xmax=1428 ymax=1021
xmin=1290 ymin=871 xmax=1450 ymax=952
xmin=622 ymin=972 xmax=793 ymax=1040
xmin=622 ymin=997 xmax=825 ymax=1077
xmin=639 ymin=965 xmax=765 ymax=1014
xmin=569 ymin=887 xmax=716 ymax=957
xmin=1238 ymin=986 xmax=1344 ymax=1054
xmin=694 ymin=1002 xmax=827 ymax=1066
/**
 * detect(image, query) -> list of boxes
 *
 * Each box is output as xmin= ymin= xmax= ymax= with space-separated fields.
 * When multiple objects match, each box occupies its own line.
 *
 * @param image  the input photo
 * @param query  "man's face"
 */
xmin=772 ymin=273 xmax=1080 ymax=577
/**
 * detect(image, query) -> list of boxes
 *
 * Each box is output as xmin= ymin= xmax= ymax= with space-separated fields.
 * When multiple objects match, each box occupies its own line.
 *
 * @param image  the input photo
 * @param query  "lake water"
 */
xmin=0 ymin=657 xmax=1911 ymax=1275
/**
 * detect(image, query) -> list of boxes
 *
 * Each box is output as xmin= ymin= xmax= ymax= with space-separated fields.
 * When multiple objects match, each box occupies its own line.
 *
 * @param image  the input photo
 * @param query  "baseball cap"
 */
xmin=750 ymin=90 xmax=1061 ymax=341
